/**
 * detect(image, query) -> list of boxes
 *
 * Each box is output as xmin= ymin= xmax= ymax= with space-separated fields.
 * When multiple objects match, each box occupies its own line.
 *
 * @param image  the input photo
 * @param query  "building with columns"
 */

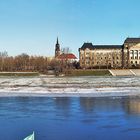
xmin=79 ymin=38 xmax=140 ymax=69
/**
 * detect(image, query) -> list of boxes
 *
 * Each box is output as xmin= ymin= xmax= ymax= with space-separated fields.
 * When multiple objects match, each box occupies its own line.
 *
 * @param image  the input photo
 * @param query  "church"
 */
xmin=55 ymin=38 xmax=77 ymax=62
xmin=79 ymin=38 xmax=140 ymax=69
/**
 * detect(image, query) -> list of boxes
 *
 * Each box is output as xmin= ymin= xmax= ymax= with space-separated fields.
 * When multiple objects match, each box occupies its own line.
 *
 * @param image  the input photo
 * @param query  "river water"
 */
xmin=0 ymin=97 xmax=140 ymax=140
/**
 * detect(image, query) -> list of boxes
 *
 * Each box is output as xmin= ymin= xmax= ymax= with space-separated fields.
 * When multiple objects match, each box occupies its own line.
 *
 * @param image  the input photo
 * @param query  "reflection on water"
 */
xmin=0 ymin=97 xmax=140 ymax=140
xmin=123 ymin=98 xmax=140 ymax=115
xmin=80 ymin=97 xmax=95 ymax=113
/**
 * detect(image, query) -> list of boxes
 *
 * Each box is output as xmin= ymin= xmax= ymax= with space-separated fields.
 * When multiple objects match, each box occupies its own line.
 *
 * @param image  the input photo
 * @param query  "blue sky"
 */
xmin=0 ymin=0 xmax=140 ymax=57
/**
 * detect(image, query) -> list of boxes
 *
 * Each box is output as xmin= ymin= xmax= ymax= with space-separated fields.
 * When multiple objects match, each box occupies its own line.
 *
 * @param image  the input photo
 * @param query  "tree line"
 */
xmin=0 ymin=52 xmax=79 ymax=74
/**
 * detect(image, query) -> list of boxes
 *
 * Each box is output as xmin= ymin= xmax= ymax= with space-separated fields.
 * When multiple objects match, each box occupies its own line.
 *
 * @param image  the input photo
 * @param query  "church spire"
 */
xmin=57 ymin=37 xmax=59 ymax=44
xmin=55 ymin=37 xmax=61 ymax=58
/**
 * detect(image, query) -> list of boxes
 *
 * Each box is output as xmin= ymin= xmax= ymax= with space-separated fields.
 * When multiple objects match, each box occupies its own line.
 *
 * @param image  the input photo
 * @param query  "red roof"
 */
xmin=57 ymin=53 xmax=77 ymax=60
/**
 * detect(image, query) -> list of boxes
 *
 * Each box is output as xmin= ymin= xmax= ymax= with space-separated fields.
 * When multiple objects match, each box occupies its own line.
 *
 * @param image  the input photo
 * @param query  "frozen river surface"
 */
xmin=0 ymin=76 xmax=139 ymax=97
xmin=1 ymin=97 xmax=140 ymax=140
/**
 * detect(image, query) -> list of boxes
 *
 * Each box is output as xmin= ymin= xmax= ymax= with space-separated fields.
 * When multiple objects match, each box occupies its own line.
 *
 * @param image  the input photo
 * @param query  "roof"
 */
xmin=94 ymin=45 xmax=123 ymax=49
xmin=81 ymin=43 xmax=94 ymax=50
xmin=124 ymin=38 xmax=140 ymax=43
xmin=57 ymin=53 xmax=77 ymax=60
xmin=80 ymin=43 xmax=123 ymax=50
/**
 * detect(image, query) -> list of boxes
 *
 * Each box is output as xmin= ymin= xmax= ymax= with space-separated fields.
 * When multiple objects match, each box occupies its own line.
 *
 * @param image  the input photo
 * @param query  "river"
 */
xmin=0 ymin=96 xmax=140 ymax=140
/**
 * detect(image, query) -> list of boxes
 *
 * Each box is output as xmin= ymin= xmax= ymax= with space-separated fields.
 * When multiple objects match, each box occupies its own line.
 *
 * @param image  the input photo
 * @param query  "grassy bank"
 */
xmin=0 ymin=72 xmax=39 ymax=77
xmin=68 ymin=69 xmax=111 ymax=76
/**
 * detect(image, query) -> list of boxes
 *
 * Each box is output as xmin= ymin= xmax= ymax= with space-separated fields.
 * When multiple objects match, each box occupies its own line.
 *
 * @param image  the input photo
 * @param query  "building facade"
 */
xmin=79 ymin=38 xmax=140 ymax=69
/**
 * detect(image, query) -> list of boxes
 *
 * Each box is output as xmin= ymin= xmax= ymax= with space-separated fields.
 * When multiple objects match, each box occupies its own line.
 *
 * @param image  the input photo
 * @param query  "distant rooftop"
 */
xmin=80 ymin=43 xmax=122 ymax=50
xmin=81 ymin=43 xmax=94 ymax=50
xmin=94 ymin=45 xmax=123 ymax=49
xmin=80 ymin=38 xmax=140 ymax=50
xmin=57 ymin=53 xmax=77 ymax=60
xmin=124 ymin=38 xmax=140 ymax=43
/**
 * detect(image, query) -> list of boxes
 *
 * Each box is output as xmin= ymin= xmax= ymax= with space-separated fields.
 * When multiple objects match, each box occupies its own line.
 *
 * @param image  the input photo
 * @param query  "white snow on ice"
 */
xmin=0 ymin=76 xmax=139 ymax=97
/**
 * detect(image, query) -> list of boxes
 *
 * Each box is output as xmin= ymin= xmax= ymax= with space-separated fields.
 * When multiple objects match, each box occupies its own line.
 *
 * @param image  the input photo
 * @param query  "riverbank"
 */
xmin=0 ymin=69 xmax=140 ymax=77
xmin=0 ymin=72 xmax=39 ymax=76
xmin=68 ymin=69 xmax=111 ymax=76
xmin=69 ymin=69 xmax=140 ymax=76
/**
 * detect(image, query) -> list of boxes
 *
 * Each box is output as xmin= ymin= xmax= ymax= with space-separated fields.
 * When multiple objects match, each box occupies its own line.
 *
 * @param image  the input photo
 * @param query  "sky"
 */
xmin=0 ymin=0 xmax=140 ymax=57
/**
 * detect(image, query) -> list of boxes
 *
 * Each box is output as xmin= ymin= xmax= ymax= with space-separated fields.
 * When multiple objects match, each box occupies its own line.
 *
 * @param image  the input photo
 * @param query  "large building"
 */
xmin=79 ymin=38 xmax=140 ymax=69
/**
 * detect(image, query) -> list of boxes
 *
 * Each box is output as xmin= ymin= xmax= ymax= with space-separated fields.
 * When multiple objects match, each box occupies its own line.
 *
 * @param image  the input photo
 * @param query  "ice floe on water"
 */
xmin=0 ymin=76 xmax=139 ymax=97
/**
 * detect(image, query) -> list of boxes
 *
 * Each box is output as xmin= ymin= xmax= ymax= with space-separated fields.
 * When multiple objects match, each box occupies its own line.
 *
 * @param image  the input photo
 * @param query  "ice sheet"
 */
xmin=0 ymin=76 xmax=139 ymax=97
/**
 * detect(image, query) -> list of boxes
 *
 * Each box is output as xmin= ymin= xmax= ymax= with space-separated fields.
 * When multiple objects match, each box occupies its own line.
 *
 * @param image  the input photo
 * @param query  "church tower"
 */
xmin=55 ymin=37 xmax=61 ymax=58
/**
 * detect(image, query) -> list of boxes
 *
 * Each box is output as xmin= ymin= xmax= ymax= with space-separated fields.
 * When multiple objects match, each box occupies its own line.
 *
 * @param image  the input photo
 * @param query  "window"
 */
xmin=131 ymin=61 xmax=133 ymax=64
xmin=86 ymin=52 xmax=90 ymax=57
xmin=86 ymin=61 xmax=90 ymax=65
xmin=86 ymin=57 xmax=90 ymax=60
xmin=135 ymin=50 xmax=138 ymax=54
xmin=130 ymin=50 xmax=133 ymax=54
